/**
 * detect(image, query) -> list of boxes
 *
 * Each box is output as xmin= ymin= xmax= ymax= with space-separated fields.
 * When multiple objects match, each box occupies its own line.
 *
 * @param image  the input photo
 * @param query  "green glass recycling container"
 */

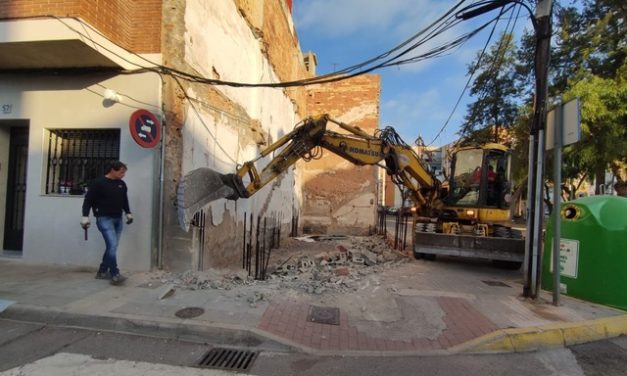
xmin=542 ymin=195 xmax=627 ymax=311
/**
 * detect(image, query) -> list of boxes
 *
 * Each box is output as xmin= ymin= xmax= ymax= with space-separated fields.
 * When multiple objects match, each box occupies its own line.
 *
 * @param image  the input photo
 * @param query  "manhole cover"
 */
xmin=197 ymin=347 xmax=258 ymax=371
xmin=175 ymin=307 xmax=205 ymax=319
xmin=482 ymin=280 xmax=510 ymax=287
xmin=307 ymin=305 xmax=340 ymax=325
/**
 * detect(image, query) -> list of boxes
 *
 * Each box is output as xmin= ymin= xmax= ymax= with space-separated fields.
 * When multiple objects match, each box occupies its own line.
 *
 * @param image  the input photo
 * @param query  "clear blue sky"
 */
xmin=293 ymin=0 xmax=533 ymax=147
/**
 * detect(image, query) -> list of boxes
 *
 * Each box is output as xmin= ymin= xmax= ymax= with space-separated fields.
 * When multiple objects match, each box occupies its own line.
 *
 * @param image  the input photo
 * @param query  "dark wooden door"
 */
xmin=3 ymin=126 xmax=29 ymax=251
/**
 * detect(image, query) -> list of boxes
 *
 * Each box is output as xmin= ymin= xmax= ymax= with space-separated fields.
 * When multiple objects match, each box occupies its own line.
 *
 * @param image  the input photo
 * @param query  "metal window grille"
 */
xmin=45 ymin=129 xmax=120 ymax=195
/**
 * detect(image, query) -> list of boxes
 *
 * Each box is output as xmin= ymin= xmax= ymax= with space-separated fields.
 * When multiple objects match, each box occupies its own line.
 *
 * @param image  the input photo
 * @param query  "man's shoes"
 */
xmin=110 ymin=274 xmax=127 ymax=286
xmin=95 ymin=271 xmax=111 ymax=280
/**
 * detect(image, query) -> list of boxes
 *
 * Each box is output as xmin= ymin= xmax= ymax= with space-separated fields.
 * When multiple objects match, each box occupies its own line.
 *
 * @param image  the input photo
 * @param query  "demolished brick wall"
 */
xmin=300 ymin=75 xmax=381 ymax=235
xmin=162 ymin=0 xmax=311 ymax=271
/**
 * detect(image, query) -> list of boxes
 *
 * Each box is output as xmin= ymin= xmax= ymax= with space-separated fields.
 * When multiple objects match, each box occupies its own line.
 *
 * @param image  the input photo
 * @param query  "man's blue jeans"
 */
xmin=96 ymin=216 xmax=123 ymax=276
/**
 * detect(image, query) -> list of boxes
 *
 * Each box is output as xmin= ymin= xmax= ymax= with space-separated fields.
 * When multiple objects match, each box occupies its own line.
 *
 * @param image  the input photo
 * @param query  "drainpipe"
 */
xmin=157 ymin=118 xmax=166 ymax=269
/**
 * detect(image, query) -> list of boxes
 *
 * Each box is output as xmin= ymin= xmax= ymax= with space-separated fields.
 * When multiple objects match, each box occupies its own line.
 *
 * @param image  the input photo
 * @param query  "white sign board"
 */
xmin=550 ymin=238 xmax=579 ymax=278
xmin=546 ymin=98 xmax=581 ymax=150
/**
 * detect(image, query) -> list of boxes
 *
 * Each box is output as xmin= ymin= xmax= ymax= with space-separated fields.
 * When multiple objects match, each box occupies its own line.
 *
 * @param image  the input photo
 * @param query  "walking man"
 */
xmin=81 ymin=161 xmax=133 ymax=285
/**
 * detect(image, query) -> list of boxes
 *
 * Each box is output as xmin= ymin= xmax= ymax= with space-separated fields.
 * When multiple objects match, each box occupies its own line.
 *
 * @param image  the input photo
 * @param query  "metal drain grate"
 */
xmin=482 ymin=280 xmax=510 ymax=287
xmin=197 ymin=348 xmax=258 ymax=371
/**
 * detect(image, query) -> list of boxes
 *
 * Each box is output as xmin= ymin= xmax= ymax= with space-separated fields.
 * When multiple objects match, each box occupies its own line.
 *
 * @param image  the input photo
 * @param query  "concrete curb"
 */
xmin=4 ymin=304 xmax=626 ymax=357
xmin=0 ymin=305 xmax=294 ymax=352
xmin=1 ymin=304 xmax=451 ymax=357
xmin=452 ymin=314 xmax=627 ymax=354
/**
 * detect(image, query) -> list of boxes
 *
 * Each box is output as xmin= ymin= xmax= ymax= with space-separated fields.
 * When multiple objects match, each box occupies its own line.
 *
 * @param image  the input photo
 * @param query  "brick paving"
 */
xmin=257 ymin=296 xmax=499 ymax=352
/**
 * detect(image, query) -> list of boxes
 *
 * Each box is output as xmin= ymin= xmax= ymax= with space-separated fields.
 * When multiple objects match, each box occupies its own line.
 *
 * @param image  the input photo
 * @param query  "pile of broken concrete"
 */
xmin=269 ymin=236 xmax=406 ymax=295
xmin=153 ymin=235 xmax=408 ymax=300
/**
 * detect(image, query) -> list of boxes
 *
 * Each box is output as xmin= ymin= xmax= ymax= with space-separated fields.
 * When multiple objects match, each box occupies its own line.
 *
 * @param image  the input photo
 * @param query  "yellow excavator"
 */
xmin=177 ymin=114 xmax=524 ymax=267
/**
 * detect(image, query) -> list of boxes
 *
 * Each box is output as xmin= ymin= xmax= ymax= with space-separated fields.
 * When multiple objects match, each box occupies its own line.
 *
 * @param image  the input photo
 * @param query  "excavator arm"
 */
xmin=177 ymin=114 xmax=524 ymax=268
xmin=177 ymin=114 xmax=438 ymax=230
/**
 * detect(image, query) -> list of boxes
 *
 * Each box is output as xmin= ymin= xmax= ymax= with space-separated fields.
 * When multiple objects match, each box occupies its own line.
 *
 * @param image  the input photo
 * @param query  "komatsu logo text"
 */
xmin=348 ymin=147 xmax=381 ymax=157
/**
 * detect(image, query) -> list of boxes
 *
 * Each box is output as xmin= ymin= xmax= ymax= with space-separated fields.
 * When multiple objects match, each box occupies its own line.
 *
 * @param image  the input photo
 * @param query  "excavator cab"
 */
xmin=441 ymin=144 xmax=512 ymax=224
xmin=414 ymin=143 xmax=523 ymax=268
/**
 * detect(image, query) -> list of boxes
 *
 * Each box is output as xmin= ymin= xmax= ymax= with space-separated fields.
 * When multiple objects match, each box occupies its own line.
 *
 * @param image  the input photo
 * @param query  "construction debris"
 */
xmin=157 ymin=284 xmax=176 ymax=300
xmin=152 ymin=235 xmax=408 ymax=302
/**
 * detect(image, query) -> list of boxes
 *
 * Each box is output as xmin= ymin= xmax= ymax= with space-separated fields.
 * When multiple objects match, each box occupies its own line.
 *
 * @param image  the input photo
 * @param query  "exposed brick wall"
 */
xmin=260 ymin=1 xmax=302 ymax=82
xmin=161 ymin=0 xmax=257 ymax=271
xmin=235 ymin=0 xmax=310 ymax=116
xmin=301 ymin=75 xmax=381 ymax=235
xmin=162 ymin=0 xmax=307 ymax=270
xmin=0 ymin=0 xmax=161 ymax=53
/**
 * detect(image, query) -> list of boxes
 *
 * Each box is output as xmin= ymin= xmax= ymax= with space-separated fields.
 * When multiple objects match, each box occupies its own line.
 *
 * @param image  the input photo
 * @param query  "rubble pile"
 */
xmin=152 ymin=268 xmax=256 ymax=291
xmin=270 ymin=236 xmax=407 ymax=295
xmin=153 ymin=235 xmax=408 ymax=301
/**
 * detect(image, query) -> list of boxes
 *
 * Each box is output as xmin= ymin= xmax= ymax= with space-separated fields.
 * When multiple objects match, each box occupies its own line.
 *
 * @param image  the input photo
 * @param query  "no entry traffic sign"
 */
xmin=129 ymin=109 xmax=161 ymax=148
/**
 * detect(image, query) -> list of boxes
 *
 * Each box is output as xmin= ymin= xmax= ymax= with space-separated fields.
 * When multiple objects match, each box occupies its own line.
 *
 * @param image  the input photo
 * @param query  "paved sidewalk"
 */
xmin=1 ymin=249 xmax=626 ymax=356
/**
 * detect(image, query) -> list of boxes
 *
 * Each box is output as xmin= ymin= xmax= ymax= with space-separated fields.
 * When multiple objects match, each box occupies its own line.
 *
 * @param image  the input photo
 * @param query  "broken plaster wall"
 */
xmin=299 ymin=75 xmax=381 ymax=235
xmin=162 ymin=0 xmax=307 ymax=271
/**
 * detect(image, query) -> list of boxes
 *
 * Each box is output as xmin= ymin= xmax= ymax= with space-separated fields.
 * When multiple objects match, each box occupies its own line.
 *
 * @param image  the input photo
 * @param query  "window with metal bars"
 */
xmin=44 ymin=129 xmax=120 ymax=195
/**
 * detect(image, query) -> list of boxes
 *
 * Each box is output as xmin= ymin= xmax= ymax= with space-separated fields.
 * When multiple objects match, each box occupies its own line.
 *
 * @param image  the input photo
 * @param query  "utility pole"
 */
xmin=523 ymin=0 xmax=553 ymax=298
xmin=457 ymin=0 xmax=553 ymax=298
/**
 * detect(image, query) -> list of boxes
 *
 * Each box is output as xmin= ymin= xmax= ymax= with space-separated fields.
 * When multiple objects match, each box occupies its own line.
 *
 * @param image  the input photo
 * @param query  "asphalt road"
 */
xmin=2 ymin=318 xmax=626 ymax=375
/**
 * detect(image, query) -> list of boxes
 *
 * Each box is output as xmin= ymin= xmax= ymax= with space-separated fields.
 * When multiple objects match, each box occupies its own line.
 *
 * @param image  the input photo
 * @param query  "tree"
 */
xmin=458 ymin=1 xmax=626 ymax=198
xmin=555 ymin=0 xmax=627 ymax=196
xmin=562 ymin=66 xmax=627 ymax=196
xmin=460 ymin=32 xmax=520 ymax=143
xmin=580 ymin=0 xmax=627 ymax=79
xmin=513 ymin=0 xmax=626 ymax=197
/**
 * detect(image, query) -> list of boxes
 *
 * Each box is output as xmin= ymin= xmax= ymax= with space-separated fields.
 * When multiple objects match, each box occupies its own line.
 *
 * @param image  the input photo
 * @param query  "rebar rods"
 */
xmin=242 ymin=211 xmax=286 ymax=280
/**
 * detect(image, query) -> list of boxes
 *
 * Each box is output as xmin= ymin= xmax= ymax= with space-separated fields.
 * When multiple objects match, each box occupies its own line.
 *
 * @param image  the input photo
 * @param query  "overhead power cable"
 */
xmin=457 ymin=2 xmax=523 ymax=144
xmin=429 ymin=2 xmax=524 ymax=146
xmin=31 ymin=1 xmax=510 ymax=89
xmin=168 ymin=12 xmax=503 ymax=88
xmin=427 ymin=4 xmax=513 ymax=146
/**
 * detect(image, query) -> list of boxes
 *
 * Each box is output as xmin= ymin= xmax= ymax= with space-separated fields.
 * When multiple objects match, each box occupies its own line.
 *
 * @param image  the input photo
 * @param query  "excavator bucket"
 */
xmin=176 ymin=168 xmax=235 ymax=231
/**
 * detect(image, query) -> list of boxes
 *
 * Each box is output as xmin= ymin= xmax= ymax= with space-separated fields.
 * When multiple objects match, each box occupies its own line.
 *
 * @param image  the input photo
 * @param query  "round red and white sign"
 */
xmin=129 ymin=109 xmax=161 ymax=148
